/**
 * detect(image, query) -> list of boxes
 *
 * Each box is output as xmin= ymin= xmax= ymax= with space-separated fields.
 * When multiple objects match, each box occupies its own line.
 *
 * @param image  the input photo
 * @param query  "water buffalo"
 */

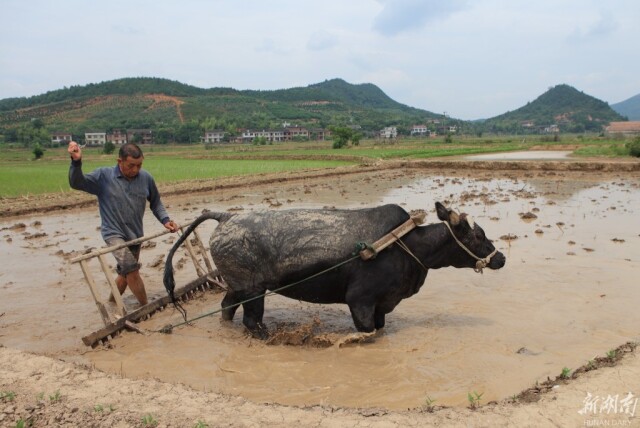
xmin=164 ymin=202 xmax=505 ymax=338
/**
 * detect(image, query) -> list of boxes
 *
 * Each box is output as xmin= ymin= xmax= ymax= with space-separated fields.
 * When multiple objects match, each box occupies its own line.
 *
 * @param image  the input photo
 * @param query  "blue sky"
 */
xmin=1 ymin=0 xmax=638 ymax=120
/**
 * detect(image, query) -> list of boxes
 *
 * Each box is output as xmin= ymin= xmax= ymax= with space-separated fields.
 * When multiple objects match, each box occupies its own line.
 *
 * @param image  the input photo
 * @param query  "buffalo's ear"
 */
xmin=436 ymin=202 xmax=461 ymax=225
xmin=449 ymin=211 xmax=460 ymax=226
xmin=435 ymin=202 xmax=449 ymax=222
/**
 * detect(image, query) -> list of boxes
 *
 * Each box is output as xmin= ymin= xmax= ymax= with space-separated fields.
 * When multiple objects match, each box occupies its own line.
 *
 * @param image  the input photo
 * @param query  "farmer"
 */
xmin=68 ymin=141 xmax=179 ymax=306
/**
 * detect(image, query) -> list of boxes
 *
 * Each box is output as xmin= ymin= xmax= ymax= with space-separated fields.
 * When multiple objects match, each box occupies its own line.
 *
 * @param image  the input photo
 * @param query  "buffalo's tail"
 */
xmin=163 ymin=211 xmax=233 ymax=319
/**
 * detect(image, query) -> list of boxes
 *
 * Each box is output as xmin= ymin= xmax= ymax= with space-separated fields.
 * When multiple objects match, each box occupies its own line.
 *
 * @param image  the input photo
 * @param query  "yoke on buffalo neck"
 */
xmin=359 ymin=212 xmax=426 ymax=260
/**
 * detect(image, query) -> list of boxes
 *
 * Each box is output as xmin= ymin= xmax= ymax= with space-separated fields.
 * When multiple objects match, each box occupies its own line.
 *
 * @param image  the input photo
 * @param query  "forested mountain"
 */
xmin=0 ymin=78 xmax=630 ymax=142
xmin=482 ymin=84 xmax=625 ymax=133
xmin=0 ymin=77 xmax=439 ymax=137
xmin=611 ymin=93 xmax=640 ymax=121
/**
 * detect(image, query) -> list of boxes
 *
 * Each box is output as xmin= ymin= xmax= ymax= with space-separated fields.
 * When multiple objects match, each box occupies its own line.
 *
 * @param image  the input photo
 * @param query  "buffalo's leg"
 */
xmin=347 ymin=303 xmax=376 ymax=333
xmin=240 ymin=292 xmax=269 ymax=339
xmin=374 ymin=309 xmax=386 ymax=330
xmin=220 ymin=290 xmax=240 ymax=321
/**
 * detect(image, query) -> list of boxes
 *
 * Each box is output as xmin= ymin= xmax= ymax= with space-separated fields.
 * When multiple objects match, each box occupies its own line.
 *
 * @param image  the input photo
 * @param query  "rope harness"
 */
xmin=160 ymin=217 xmax=495 ymax=332
xmin=442 ymin=221 xmax=498 ymax=273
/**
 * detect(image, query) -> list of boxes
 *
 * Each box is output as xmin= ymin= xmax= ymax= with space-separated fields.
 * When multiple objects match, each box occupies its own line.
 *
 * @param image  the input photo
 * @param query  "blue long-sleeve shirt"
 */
xmin=69 ymin=160 xmax=170 ymax=241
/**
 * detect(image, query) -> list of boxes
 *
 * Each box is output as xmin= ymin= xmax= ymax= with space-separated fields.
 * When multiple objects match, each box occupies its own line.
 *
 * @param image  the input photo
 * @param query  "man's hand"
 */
xmin=164 ymin=220 xmax=180 ymax=233
xmin=68 ymin=141 xmax=82 ymax=161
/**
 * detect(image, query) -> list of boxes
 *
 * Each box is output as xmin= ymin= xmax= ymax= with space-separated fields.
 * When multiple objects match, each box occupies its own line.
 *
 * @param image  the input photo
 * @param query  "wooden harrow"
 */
xmin=69 ymin=222 xmax=225 ymax=347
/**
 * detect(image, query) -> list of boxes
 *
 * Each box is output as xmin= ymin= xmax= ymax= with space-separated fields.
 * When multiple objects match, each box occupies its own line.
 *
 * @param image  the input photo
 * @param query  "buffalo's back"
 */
xmin=210 ymin=204 xmax=409 ymax=290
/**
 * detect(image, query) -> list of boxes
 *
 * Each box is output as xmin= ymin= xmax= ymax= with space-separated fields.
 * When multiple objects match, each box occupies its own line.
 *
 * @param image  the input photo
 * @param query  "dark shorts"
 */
xmin=105 ymin=237 xmax=141 ymax=276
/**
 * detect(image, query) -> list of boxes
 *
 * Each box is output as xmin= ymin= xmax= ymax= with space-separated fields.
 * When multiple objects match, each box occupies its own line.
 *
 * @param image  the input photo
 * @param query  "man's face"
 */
xmin=117 ymin=155 xmax=143 ymax=179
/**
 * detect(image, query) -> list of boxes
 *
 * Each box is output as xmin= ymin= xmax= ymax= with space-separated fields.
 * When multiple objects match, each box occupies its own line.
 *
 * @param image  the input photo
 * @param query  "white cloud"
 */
xmin=568 ymin=11 xmax=618 ymax=42
xmin=307 ymin=30 xmax=338 ymax=51
xmin=0 ymin=0 xmax=638 ymax=119
xmin=373 ymin=0 xmax=468 ymax=36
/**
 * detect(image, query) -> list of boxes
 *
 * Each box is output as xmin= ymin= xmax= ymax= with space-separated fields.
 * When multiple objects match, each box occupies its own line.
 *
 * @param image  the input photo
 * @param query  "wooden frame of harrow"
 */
xmin=70 ymin=222 xmax=225 ymax=347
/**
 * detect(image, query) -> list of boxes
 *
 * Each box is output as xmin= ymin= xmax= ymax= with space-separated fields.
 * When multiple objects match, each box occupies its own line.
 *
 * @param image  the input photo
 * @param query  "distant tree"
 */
xmin=31 ymin=118 xmax=45 ymax=129
xmin=176 ymin=122 xmax=202 ymax=144
xmin=351 ymin=132 xmax=362 ymax=146
xmin=4 ymin=128 xmax=18 ymax=143
xmin=627 ymin=137 xmax=640 ymax=157
xmin=154 ymin=128 xmax=174 ymax=144
xmin=103 ymin=141 xmax=115 ymax=154
xmin=32 ymin=143 xmax=44 ymax=159
xmin=253 ymin=136 xmax=268 ymax=146
xmin=444 ymin=133 xmax=453 ymax=144
xmin=330 ymin=126 xmax=354 ymax=149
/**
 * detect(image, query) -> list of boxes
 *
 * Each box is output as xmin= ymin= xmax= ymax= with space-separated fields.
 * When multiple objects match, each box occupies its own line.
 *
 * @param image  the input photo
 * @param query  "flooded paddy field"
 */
xmin=1 ymin=165 xmax=639 ymax=415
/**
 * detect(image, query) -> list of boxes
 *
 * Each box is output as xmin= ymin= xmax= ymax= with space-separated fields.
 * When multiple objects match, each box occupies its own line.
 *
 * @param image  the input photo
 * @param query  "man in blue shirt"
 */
xmin=68 ymin=141 xmax=179 ymax=306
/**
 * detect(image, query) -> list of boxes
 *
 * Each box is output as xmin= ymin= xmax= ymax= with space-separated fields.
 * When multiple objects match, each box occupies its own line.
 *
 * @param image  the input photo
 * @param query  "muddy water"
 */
xmin=1 ymin=168 xmax=639 ymax=410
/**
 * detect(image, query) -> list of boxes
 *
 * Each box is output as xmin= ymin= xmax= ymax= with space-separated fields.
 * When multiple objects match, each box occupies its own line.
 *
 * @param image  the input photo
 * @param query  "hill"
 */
xmin=611 ymin=93 xmax=640 ymax=120
xmin=482 ymin=84 xmax=625 ymax=133
xmin=0 ymin=77 xmax=439 ymax=136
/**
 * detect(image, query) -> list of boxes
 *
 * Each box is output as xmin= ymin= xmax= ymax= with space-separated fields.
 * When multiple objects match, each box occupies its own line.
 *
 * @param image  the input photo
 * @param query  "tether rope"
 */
xmin=158 ymin=253 xmax=361 ymax=333
xmin=392 ymin=233 xmax=429 ymax=272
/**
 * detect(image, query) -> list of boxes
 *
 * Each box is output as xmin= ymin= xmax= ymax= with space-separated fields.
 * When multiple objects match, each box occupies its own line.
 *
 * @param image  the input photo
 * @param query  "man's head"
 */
xmin=117 ymin=143 xmax=144 ymax=179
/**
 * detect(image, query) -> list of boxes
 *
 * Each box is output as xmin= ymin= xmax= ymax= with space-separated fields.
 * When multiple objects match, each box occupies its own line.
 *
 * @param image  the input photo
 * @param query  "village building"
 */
xmin=127 ymin=129 xmax=153 ymax=144
xmin=410 ymin=124 xmax=431 ymax=136
xmin=284 ymin=126 xmax=309 ymax=141
xmin=309 ymin=128 xmax=331 ymax=141
xmin=106 ymin=129 xmax=128 ymax=145
xmin=239 ymin=129 xmax=286 ymax=143
xmin=84 ymin=131 xmax=106 ymax=146
xmin=51 ymin=132 xmax=73 ymax=145
xmin=380 ymin=126 xmax=398 ymax=139
xmin=203 ymin=129 xmax=227 ymax=143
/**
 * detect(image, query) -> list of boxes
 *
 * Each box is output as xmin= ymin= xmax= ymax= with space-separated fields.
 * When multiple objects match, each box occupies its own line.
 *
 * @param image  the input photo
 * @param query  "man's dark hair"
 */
xmin=119 ymin=142 xmax=143 ymax=160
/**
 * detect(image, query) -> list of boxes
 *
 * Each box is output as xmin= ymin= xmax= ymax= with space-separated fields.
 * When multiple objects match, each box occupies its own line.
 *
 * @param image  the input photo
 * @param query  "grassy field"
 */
xmin=0 ymin=134 xmax=633 ymax=198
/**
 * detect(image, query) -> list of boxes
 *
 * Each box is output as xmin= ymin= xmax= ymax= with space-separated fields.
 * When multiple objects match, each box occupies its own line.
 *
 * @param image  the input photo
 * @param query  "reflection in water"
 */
xmin=1 ymin=168 xmax=639 ymax=409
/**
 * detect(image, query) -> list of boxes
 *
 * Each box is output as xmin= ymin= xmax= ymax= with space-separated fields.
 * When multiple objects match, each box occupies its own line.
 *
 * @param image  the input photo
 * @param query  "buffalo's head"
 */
xmin=435 ymin=202 xmax=506 ymax=271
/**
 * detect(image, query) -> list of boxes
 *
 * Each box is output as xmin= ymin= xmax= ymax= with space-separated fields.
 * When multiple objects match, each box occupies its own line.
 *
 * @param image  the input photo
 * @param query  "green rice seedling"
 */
xmin=606 ymin=349 xmax=617 ymax=359
xmin=49 ymin=390 xmax=61 ymax=403
xmin=15 ymin=419 xmax=33 ymax=428
xmin=560 ymin=367 xmax=571 ymax=379
xmin=142 ymin=414 xmax=158 ymax=427
xmin=0 ymin=391 xmax=16 ymax=401
xmin=193 ymin=421 xmax=209 ymax=428
xmin=467 ymin=391 xmax=483 ymax=409
xmin=423 ymin=395 xmax=437 ymax=412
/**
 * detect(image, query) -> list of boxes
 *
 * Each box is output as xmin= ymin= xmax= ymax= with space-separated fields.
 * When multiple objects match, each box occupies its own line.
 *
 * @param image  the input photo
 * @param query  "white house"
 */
xmin=380 ymin=126 xmax=398 ymax=139
xmin=241 ymin=129 xmax=286 ymax=142
xmin=203 ymin=129 xmax=226 ymax=143
xmin=85 ymin=131 xmax=106 ymax=146
xmin=411 ymin=124 xmax=429 ymax=136
xmin=51 ymin=132 xmax=72 ymax=145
